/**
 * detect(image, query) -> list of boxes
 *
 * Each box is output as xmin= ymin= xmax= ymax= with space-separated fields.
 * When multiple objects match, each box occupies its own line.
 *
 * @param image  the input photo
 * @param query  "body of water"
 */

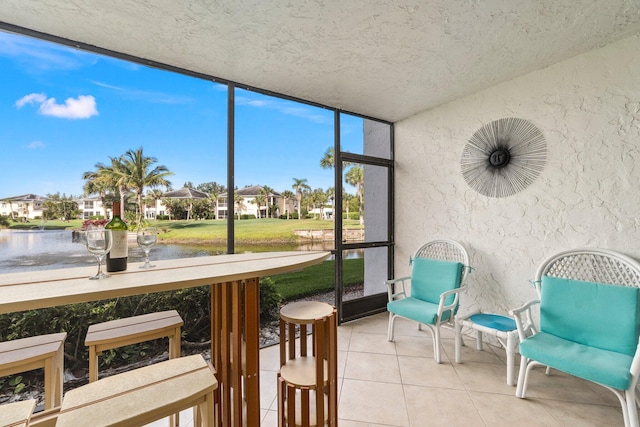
xmin=0 ymin=229 xmax=356 ymax=274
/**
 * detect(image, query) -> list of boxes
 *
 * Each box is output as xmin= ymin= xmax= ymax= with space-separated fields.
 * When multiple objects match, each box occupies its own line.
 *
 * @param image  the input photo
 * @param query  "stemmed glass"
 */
xmin=85 ymin=228 xmax=113 ymax=280
xmin=137 ymin=227 xmax=157 ymax=269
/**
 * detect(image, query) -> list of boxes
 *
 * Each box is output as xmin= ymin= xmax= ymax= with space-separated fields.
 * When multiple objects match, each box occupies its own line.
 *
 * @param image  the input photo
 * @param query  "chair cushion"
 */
xmin=519 ymin=331 xmax=634 ymax=390
xmin=410 ymin=258 xmax=463 ymax=305
xmin=468 ymin=313 xmax=516 ymax=332
xmin=387 ymin=297 xmax=441 ymax=325
xmin=540 ymin=276 xmax=640 ymax=356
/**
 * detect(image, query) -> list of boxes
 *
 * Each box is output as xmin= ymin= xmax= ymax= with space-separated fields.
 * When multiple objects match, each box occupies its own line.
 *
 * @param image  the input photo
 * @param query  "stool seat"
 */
xmin=454 ymin=312 xmax=519 ymax=385
xmin=0 ymin=332 xmax=67 ymax=409
xmin=55 ymin=354 xmax=217 ymax=427
xmin=278 ymin=301 xmax=337 ymax=427
xmin=0 ymin=399 xmax=36 ymax=427
xmin=85 ymin=310 xmax=183 ymax=382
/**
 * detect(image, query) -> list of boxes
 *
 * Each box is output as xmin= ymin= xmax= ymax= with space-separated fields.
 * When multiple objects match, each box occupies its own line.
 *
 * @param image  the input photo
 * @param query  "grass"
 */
xmin=5 ymin=218 xmax=363 ymax=244
xmin=269 ymin=258 xmax=363 ymax=300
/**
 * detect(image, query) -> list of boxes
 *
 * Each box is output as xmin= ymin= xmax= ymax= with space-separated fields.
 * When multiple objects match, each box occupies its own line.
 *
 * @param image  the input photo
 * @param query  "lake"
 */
xmin=0 ymin=229 xmax=351 ymax=273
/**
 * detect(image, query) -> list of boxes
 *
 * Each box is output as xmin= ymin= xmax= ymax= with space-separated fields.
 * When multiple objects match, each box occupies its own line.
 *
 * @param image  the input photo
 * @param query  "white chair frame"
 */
xmin=510 ymin=248 xmax=640 ymax=427
xmin=386 ymin=239 xmax=471 ymax=363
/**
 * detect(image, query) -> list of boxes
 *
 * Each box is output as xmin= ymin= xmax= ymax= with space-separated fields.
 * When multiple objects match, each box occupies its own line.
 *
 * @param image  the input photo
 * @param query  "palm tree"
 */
xmin=320 ymin=147 xmax=335 ymax=169
xmin=82 ymin=169 xmax=111 ymax=217
xmin=118 ymin=148 xmax=173 ymax=223
xmin=234 ymin=191 xmax=244 ymax=220
xmin=95 ymin=156 xmax=131 ymax=212
xmin=252 ymin=194 xmax=266 ymax=218
xmin=326 ymin=186 xmax=336 ymax=220
xmin=147 ymin=188 xmax=164 ymax=219
xmin=281 ymin=190 xmax=295 ymax=219
xmin=260 ymin=185 xmax=274 ymax=218
xmin=345 ymin=166 xmax=364 ymax=225
xmin=197 ymin=182 xmax=226 ymax=220
xmin=291 ymin=178 xmax=310 ymax=220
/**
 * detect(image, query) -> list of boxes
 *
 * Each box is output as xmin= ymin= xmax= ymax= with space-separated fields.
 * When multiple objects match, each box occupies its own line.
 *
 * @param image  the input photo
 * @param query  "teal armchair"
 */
xmin=386 ymin=240 xmax=471 ymax=363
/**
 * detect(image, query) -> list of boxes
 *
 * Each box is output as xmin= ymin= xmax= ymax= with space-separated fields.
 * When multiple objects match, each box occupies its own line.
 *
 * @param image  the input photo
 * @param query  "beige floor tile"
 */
xmin=346 ymin=312 xmax=390 ymax=334
xmin=260 ymin=370 xmax=278 ymax=410
xmin=453 ymin=360 xmax=516 ymax=394
xmin=469 ymin=390 xmax=562 ymax=427
xmin=403 ymin=384 xmax=484 ymax=427
xmin=338 ymin=420 xmax=391 ymax=426
xmin=441 ymin=337 xmax=505 ymax=365
xmin=338 ymin=349 xmax=348 ymax=379
xmin=523 ymin=368 xmax=619 ymax=406
xmin=339 ymin=379 xmax=409 ymax=426
xmin=541 ymin=399 xmax=625 ymax=426
xmin=393 ymin=334 xmax=436 ymax=358
xmin=349 ymin=332 xmax=397 ymax=354
xmin=260 ymin=409 xmax=279 ymax=427
xmin=397 ymin=355 xmax=464 ymax=389
xmin=259 ymin=342 xmax=282 ymax=371
xmin=344 ymin=351 xmax=402 ymax=383
xmin=338 ymin=323 xmax=353 ymax=351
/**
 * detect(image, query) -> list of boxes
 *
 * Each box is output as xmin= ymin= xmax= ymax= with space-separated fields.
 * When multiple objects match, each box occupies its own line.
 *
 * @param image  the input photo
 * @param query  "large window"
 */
xmin=0 ymin=28 xmax=393 ymax=321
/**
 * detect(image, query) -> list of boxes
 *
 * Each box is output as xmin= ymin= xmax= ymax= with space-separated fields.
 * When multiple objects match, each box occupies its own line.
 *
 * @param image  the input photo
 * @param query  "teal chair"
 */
xmin=386 ymin=240 xmax=471 ymax=363
xmin=511 ymin=248 xmax=640 ymax=427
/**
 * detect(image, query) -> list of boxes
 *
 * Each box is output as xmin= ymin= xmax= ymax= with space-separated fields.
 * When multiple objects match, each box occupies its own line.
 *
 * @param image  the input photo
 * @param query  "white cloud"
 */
xmin=15 ymin=93 xmax=99 ymax=119
xmin=39 ymin=95 xmax=98 ymax=119
xmin=26 ymin=141 xmax=45 ymax=149
xmin=16 ymin=93 xmax=47 ymax=108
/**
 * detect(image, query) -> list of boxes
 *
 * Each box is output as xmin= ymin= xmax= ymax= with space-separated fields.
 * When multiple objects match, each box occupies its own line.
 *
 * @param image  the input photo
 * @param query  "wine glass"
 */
xmin=85 ymin=228 xmax=113 ymax=280
xmin=137 ymin=227 xmax=157 ymax=269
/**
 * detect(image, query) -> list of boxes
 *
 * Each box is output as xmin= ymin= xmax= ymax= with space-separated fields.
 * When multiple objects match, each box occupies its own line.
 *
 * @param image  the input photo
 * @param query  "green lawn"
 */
xmin=269 ymin=258 xmax=363 ymax=300
xmin=6 ymin=218 xmax=362 ymax=244
xmin=152 ymin=218 xmax=361 ymax=243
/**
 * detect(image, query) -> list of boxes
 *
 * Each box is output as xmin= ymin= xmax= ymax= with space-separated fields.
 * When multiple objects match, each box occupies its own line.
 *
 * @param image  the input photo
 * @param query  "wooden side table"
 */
xmin=277 ymin=301 xmax=337 ymax=427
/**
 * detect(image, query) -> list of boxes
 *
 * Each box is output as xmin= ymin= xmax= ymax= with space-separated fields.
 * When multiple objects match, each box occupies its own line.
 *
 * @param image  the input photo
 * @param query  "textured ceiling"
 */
xmin=1 ymin=0 xmax=640 ymax=122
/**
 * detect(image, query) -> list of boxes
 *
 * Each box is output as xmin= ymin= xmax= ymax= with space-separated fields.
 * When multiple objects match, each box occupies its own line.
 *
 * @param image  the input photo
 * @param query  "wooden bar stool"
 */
xmin=0 ymin=399 xmax=36 ymax=427
xmin=55 ymin=354 xmax=217 ymax=427
xmin=84 ymin=310 xmax=183 ymax=382
xmin=278 ymin=301 xmax=337 ymax=427
xmin=0 ymin=332 xmax=66 ymax=410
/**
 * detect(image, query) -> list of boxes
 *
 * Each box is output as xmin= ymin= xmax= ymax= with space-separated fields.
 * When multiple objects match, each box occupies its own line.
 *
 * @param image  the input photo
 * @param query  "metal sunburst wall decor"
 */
xmin=460 ymin=117 xmax=546 ymax=198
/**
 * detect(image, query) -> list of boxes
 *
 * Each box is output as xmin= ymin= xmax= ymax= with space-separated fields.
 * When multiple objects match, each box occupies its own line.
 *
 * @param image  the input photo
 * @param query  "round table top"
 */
xmin=280 ymin=300 xmax=335 ymax=323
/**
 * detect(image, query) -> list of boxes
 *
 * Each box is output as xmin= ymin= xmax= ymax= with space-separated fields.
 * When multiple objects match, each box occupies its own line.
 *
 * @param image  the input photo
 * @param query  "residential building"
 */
xmin=0 ymin=194 xmax=47 ymax=220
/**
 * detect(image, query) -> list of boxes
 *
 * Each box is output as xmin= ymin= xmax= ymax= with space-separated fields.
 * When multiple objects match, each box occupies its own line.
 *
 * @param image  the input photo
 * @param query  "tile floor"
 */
xmin=149 ymin=312 xmax=627 ymax=426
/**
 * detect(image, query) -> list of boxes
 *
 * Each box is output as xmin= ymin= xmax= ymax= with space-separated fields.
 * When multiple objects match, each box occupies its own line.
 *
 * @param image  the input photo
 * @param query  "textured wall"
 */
xmin=394 ymin=34 xmax=640 ymax=315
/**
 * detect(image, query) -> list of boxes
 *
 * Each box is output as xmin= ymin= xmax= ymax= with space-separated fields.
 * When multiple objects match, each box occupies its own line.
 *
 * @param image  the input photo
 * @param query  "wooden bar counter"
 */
xmin=0 ymin=251 xmax=330 ymax=427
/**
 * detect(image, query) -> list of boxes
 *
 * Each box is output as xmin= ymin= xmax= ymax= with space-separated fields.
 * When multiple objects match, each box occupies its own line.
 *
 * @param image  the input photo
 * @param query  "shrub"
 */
xmin=259 ymin=277 xmax=282 ymax=322
xmin=156 ymin=215 xmax=170 ymax=220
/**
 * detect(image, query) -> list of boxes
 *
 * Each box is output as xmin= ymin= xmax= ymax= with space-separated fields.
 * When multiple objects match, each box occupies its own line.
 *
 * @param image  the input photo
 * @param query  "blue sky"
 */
xmin=0 ymin=30 xmax=364 ymax=199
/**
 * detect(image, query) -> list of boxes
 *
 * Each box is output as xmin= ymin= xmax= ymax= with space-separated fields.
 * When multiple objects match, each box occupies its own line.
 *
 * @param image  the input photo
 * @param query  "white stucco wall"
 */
xmin=394 ymin=34 xmax=640 ymax=317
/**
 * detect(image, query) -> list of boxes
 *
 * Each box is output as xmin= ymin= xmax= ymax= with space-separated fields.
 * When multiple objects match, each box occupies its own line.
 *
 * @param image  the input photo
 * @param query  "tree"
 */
xmin=82 ymin=169 xmax=111 ymax=217
xmin=252 ymin=194 xmax=266 ymax=219
xmin=147 ymin=189 xmax=164 ymax=219
xmin=234 ymin=191 xmax=244 ymax=220
xmin=260 ymin=185 xmax=275 ymax=218
xmin=119 ymin=148 xmax=173 ymax=224
xmin=320 ymin=147 xmax=335 ymax=169
xmin=197 ymin=182 xmax=226 ymax=220
xmin=42 ymin=193 xmax=79 ymax=220
xmin=309 ymin=188 xmax=328 ymax=219
xmin=345 ymin=166 xmax=364 ymax=224
xmin=326 ymin=186 xmax=336 ymax=220
xmin=95 ymin=156 xmax=132 ymax=213
xmin=291 ymin=178 xmax=310 ymax=220
xmin=281 ymin=190 xmax=295 ymax=219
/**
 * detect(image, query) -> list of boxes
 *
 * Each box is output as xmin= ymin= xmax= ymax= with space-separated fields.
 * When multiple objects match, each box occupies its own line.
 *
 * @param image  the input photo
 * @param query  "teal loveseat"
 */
xmin=511 ymin=248 xmax=640 ymax=427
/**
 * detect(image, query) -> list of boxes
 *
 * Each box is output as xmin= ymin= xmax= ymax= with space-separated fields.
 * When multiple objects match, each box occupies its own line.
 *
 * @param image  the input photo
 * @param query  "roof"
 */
xmin=162 ymin=188 xmax=209 ymax=199
xmin=1 ymin=1 xmax=639 ymax=122
xmin=236 ymin=186 xmax=281 ymax=197
xmin=1 ymin=194 xmax=48 ymax=202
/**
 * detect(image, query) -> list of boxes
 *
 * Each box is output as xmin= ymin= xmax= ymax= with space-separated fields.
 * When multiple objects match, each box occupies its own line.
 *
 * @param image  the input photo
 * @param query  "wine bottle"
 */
xmin=106 ymin=201 xmax=128 ymax=272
